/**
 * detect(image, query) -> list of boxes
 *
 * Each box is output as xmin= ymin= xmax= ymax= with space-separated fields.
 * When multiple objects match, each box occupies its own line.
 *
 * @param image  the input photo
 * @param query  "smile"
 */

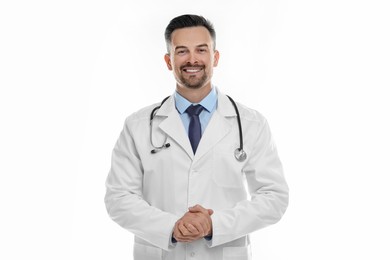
xmin=182 ymin=66 xmax=204 ymax=74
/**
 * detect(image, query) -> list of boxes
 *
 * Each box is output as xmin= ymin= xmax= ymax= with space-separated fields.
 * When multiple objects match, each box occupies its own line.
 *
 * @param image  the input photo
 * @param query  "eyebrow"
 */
xmin=175 ymin=44 xmax=209 ymax=51
xmin=196 ymin=44 xmax=209 ymax=48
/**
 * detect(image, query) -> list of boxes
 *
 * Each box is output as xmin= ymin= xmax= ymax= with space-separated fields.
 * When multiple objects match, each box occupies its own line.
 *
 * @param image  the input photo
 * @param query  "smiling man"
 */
xmin=105 ymin=14 xmax=289 ymax=260
xmin=165 ymin=26 xmax=218 ymax=92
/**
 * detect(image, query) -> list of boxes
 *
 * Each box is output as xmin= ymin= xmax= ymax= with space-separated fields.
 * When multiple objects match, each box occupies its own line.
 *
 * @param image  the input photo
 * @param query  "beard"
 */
xmin=177 ymin=64 xmax=211 ymax=89
xmin=178 ymin=72 xmax=208 ymax=89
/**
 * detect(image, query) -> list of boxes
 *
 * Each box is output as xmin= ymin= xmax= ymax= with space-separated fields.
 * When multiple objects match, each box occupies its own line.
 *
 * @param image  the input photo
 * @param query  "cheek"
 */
xmin=204 ymin=56 xmax=214 ymax=67
xmin=171 ymin=59 xmax=182 ymax=70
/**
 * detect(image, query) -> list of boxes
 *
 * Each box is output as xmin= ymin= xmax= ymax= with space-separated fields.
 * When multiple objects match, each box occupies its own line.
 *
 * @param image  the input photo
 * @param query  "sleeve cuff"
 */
xmin=204 ymin=235 xmax=213 ymax=241
xmin=170 ymin=233 xmax=177 ymax=246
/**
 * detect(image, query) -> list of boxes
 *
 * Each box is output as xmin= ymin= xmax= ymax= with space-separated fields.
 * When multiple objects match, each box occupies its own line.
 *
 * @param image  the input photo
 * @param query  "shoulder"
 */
xmin=233 ymin=101 xmax=275 ymax=145
xmin=235 ymin=101 xmax=267 ymax=125
xmin=124 ymin=102 xmax=160 ymax=125
xmin=217 ymin=89 xmax=267 ymax=125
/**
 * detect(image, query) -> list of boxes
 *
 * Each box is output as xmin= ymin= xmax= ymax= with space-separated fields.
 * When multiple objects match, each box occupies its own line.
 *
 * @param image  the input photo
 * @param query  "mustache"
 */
xmin=180 ymin=64 xmax=205 ymax=70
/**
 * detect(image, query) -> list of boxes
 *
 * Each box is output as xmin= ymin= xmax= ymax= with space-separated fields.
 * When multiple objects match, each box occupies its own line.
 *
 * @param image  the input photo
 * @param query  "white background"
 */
xmin=1 ymin=0 xmax=389 ymax=259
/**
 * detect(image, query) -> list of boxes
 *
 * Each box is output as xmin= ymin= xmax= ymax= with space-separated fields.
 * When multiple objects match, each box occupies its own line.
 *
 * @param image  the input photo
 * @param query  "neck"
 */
xmin=176 ymin=83 xmax=212 ymax=103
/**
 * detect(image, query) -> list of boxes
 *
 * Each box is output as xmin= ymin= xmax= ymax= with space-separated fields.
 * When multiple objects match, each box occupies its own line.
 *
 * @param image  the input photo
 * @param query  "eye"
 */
xmin=198 ymin=48 xmax=207 ymax=53
xmin=176 ymin=49 xmax=188 ymax=55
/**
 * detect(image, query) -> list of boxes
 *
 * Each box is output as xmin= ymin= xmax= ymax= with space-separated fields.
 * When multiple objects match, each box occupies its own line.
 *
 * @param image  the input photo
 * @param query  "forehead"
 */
xmin=171 ymin=26 xmax=213 ymax=48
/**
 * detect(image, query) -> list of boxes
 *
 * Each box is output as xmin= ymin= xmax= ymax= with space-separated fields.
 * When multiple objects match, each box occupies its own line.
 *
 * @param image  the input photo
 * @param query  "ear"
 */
xmin=164 ymin=54 xmax=173 ymax=70
xmin=213 ymin=50 xmax=220 ymax=67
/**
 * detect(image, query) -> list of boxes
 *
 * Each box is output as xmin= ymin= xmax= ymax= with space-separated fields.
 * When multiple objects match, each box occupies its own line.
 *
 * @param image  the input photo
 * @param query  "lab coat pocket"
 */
xmin=223 ymin=246 xmax=251 ymax=260
xmin=133 ymin=243 xmax=163 ymax=260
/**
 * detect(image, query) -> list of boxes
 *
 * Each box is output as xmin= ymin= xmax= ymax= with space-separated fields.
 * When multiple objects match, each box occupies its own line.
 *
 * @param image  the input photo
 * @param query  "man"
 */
xmin=105 ymin=14 xmax=289 ymax=260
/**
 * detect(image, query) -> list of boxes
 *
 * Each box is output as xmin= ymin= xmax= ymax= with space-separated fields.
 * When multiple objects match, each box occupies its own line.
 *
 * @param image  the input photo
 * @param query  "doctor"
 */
xmin=105 ymin=14 xmax=289 ymax=260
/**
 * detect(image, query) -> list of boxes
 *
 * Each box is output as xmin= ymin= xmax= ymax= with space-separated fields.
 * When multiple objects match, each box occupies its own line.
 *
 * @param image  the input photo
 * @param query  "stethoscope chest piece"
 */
xmin=234 ymin=148 xmax=247 ymax=162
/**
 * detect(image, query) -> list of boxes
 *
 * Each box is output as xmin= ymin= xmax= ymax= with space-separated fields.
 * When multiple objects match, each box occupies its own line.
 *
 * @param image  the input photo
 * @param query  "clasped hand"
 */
xmin=173 ymin=204 xmax=214 ymax=243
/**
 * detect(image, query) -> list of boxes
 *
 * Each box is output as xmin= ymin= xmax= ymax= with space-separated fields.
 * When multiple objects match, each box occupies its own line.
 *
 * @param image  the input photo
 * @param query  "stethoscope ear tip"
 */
xmin=150 ymin=143 xmax=171 ymax=154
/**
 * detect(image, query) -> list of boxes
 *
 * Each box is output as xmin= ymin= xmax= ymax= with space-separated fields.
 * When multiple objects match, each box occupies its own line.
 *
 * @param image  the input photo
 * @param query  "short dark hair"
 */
xmin=164 ymin=14 xmax=216 ymax=53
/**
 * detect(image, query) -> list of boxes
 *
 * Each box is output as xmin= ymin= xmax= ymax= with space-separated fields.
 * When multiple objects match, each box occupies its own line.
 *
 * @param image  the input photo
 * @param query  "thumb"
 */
xmin=189 ymin=205 xmax=214 ymax=216
xmin=188 ymin=204 xmax=203 ymax=212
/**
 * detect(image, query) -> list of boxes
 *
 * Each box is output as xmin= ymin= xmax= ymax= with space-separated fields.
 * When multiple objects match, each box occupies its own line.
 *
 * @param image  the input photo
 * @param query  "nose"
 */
xmin=187 ymin=51 xmax=198 ymax=64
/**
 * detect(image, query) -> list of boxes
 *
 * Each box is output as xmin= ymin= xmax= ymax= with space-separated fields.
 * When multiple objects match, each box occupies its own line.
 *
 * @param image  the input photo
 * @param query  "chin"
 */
xmin=181 ymin=77 xmax=210 ymax=90
xmin=185 ymin=83 xmax=204 ymax=89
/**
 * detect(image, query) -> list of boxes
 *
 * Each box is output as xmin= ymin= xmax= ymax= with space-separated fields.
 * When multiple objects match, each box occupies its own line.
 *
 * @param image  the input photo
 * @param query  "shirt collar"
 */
xmin=174 ymin=87 xmax=217 ymax=114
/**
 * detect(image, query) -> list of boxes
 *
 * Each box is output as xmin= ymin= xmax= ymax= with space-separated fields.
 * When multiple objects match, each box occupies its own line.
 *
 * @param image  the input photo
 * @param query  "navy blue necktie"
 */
xmin=186 ymin=104 xmax=204 ymax=153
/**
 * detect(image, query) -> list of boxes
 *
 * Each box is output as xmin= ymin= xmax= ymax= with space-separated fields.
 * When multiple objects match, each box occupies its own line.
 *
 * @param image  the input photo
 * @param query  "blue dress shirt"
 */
xmin=174 ymin=87 xmax=218 ymax=135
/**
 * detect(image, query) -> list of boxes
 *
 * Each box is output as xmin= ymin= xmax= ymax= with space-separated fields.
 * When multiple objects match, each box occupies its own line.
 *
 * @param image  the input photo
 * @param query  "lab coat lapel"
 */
xmin=194 ymin=92 xmax=237 ymax=161
xmin=156 ymin=96 xmax=194 ymax=159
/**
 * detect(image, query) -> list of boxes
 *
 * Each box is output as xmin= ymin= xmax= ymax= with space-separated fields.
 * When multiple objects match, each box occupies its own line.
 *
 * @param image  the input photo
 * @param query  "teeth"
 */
xmin=185 ymin=69 xmax=201 ymax=73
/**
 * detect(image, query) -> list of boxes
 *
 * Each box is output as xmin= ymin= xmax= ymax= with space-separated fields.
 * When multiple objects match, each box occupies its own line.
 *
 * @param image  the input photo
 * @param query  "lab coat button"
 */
xmin=190 ymin=252 xmax=195 ymax=257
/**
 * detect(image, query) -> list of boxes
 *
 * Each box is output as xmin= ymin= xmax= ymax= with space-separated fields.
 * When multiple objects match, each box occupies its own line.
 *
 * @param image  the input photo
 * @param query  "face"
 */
xmin=164 ymin=26 xmax=219 ymax=91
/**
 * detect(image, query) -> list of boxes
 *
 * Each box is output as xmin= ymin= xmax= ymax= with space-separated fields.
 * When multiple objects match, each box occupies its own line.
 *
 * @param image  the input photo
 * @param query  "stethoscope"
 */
xmin=149 ymin=95 xmax=247 ymax=162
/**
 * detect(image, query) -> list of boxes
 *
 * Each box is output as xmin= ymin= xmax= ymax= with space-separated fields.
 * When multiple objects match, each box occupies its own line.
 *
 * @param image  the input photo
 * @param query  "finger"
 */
xmin=198 ymin=214 xmax=212 ymax=236
xmin=189 ymin=204 xmax=203 ymax=211
xmin=200 ymin=218 xmax=209 ymax=236
xmin=190 ymin=221 xmax=205 ymax=236
xmin=178 ymin=222 xmax=192 ymax=236
xmin=175 ymin=232 xmax=200 ymax=242
xmin=189 ymin=205 xmax=208 ymax=214
xmin=174 ymin=227 xmax=195 ymax=242
xmin=208 ymin=209 xmax=214 ymax=215
xmin=188 ymin=207 xmax=199 ymax=213
xmin=176 ymin=229 xmax=204 ymax=242
xmin=173 ymin=225 xmax=182 ymax=241
xmin=183 ymin=221 xmax=201 ymax=236
xmin=175 ymin=236 xmax=198 ymax=243
xmin=185 ymin=223 xmax=198 ymax=234
xmin=191 ymin=213 xmax=209 ymax=231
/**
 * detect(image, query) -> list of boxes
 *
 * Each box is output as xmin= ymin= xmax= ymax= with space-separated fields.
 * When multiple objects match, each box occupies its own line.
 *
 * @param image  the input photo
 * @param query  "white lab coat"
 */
xmin=105 ymin=90 xmax=289 ymax=260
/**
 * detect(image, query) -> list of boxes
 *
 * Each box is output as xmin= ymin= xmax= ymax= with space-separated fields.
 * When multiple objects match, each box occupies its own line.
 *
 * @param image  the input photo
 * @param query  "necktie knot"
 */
xmin=186 ymin=104 xmax=204 ymax=116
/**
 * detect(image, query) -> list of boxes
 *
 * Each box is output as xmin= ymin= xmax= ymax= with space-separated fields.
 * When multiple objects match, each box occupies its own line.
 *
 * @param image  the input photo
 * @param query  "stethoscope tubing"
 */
xmin=149 ymin=95 xmax=246 ymax=161
xmin=226 ymin=95 xmax=244 ymax=152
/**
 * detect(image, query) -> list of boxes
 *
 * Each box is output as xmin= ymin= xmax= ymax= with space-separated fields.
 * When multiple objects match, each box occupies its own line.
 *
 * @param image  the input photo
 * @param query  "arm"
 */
xmin=104 ymin=117 xmax=178 ymax=251
xmin=208 ymin=118 xmax=289 ymax=247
